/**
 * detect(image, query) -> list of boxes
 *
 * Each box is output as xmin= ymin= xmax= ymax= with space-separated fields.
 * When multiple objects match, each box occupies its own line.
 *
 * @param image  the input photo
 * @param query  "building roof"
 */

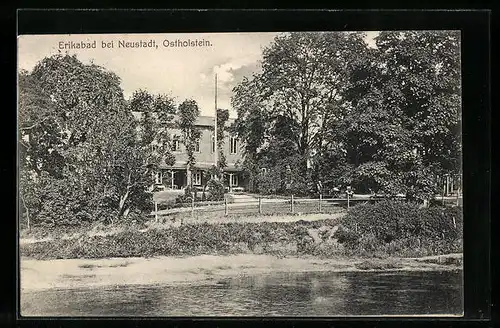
xmin=131 ymin=111 xmax=235 ymax=127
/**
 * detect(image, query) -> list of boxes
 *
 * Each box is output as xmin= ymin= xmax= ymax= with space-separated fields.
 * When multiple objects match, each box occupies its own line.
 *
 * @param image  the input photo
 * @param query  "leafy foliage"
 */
xmin=232 ymin=31 xmax=461 ymax=200
xmin=177 ymin=99 xmax=201 ymax=187
xmin=21 ymin=211 xmax=461 ymax=260
xmin=256 ymin=155 xmax=313 ymax=196
xmin=335 ymin=31 xmax=461 ymax=199
xmin=216 ymin=108 xmax=229 ymax=173
xmin=18 ymin=54 xmax=162 ymax=226
xmin=175 ymin=186 xmax=198 ymax=204
xmin=128 ymin=90 xmax=177 ymax=169
xmin=231 ymin=32 xmax=372 ymax=194
xmin=334 ymin=200 xmax=463 ymax=256
xmin=205 ymin=179 xmax=225 ymax=201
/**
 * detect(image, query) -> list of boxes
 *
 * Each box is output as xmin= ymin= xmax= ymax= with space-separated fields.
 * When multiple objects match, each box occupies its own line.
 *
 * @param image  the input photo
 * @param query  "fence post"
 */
xmin=442 ymin=182 xmax=446 ymax=206
xmin=154 ymin=201 xmax=158 ymax=223
xmin=224 ymin=197 xmax=228 ymax=216
xmin=347 ymin=192 xmax=350 ymax=209
xmin=319 ymin=193 xmax=322 ymax=213
xmin=191 ymin=192 xmax=195 ymax=218
xmin=258 ymin=197 xmax=262 ymax=214
xmin=291 ymin=194 xmax=294 ymax=214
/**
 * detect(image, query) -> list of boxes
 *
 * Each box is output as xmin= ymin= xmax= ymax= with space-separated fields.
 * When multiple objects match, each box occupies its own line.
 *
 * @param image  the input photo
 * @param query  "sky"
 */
xmin=18 ymin=32 xmax=378 ymax=117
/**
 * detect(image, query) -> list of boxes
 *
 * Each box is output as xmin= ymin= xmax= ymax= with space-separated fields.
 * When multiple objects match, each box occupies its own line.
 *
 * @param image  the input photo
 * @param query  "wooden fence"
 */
xmin=151 ymin=194 xmax=374 ymax=221
xmin=151 ymin=193 xmax=462 ymax=221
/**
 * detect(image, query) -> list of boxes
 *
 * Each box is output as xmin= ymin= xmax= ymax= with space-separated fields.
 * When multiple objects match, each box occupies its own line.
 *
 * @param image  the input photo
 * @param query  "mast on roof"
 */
xmin=214 ymin=73 xmax=218 ymax=170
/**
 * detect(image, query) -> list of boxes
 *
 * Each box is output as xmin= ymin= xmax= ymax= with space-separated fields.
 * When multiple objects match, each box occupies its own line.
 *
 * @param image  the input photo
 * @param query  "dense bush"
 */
xmin=175 ymin=186 xmax=198 ymax=204
xmin=253 ymin=155 xmax=316 ymax=196
xmin=21 ymin=201 xmax=463 ymax=260
xmin=31 ymin=175 xmax=119 ymax=226
xmin=172 ymin=180 xmax=225 ymax=205
xmin=21 ymin=219 xmax=334 ymax=260
xmin=205 ymin=179 xmax=225 ymax=201
xmin=19 ymin=56 xmax=160 ymax=228
xmin=334 ymin=200 xmax=463 ymax=256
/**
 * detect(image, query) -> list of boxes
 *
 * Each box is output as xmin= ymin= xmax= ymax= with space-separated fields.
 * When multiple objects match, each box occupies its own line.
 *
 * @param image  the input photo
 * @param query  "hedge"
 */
xmin=334 ymin=200 xmax=463 ymax=257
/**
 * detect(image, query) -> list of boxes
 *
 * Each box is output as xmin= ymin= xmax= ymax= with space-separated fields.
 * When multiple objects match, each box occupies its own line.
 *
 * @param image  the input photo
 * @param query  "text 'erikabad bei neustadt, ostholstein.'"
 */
xmin=58 ymin=39 xmax=213 ymax=50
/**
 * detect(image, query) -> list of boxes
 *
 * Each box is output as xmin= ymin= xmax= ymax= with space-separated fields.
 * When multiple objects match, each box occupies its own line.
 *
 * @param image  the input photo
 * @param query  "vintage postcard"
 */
xmin=18 ymin=31 xmax=463 ymax=317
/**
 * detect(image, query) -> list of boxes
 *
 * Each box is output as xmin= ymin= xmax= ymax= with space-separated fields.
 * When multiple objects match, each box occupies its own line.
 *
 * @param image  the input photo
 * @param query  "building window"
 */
xmin=172 ymin=137 xmax=180 ymax=152
xmin=154 ymin=171 xmax=163 ymax=184
xmin=211 ymin=135 xmax=216 ymax=153
xmin=230 ymin=174 xmax=238 ymax=187
xmin=193 ymin=171 xmax=202 ymax=186
xmin=230 ymin=137 xmax=238 ymax=154
xmin=195 ymin=138 xmax=201 ymax=153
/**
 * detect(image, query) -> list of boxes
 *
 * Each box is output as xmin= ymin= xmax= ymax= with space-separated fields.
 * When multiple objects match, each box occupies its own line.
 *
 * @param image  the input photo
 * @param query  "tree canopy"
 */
xmin=18 ymin=54 xmax=168 ymax=226
xmin=231 ymin=31 xmax=461 ymax=200
xmin=177 ymin=99 xmax=201 ymax=187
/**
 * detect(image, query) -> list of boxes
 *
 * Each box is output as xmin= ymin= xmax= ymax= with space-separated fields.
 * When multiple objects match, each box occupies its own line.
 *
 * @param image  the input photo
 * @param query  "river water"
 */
xmin=21 ymin=270 xmax=462 ymax=317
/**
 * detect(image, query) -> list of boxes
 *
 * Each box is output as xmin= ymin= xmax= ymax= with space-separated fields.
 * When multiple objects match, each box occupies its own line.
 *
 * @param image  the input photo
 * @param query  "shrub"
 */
xmin=22 ymin=170 xmax=153 ymax=228
xmin=175 ymin=186 xmax=198 ymax=204
xmin=205 ymin=179 xmax=225 ymax=201
xmin=357 ymin=233 xmax=382 ymax=254
xmin=341 ymin=200 xmax=420 ymax=242
xmin=334 ymin=226 xmax=360 ymax=249
xmin=255 ymin=171 xmax=279 ymax=195
xmin=21 ymin=218 xmax=344 ymax=260
xmin=35 ymin=177 xmax=97 ymax=226
xmin=335 ymin=200 xmax=463 ymax=256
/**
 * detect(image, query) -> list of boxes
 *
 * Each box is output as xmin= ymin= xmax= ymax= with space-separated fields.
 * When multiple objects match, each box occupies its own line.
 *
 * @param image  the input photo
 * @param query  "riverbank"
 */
xmin=20 ymin=253 xmax=462 ymax=291
xmin=20 ymin=202 xmax=462 ymax=262
xmin=20 ymin=214 xmax=462 ymax=261
xmin=19 ymin=212 xmax=343 ymax=245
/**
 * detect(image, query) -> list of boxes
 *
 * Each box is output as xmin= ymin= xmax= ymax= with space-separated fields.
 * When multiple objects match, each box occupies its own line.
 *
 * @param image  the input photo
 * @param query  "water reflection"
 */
xmin=21 ymin=270 xmax=462 ymax=317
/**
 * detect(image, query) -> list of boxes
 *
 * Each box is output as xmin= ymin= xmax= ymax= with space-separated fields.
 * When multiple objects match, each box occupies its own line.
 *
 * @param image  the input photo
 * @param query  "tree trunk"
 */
xmin=118 ymin=172 xmax=132 ymax=218
xmin=118 ymin=189 xmax=129 ymax=217
xmin=186 ymin=167 xmax=192 ymax=188
xmin=20 ymin=193 xmax=30 ymax=230
xmin=123 ymin=207 xmax=130 ymax=219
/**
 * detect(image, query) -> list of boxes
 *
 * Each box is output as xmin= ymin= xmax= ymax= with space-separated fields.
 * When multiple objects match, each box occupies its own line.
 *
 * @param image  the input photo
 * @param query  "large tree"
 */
xmin=335 ymin=31 xmax=461 ymax=200
xmin=177 ymin=99 xmax=201 ymax=188
xmin=128 ymin=89 xmax=177 ymax=172
xmin=18 ymin=72 xmax=63 ymax=178
xmin=232 ymin=31 xmax=461 ymax=200
xmin=232 ymin=31 xmax=369 ymax=193
xmin=231 ymin=75 xmax=269 ymax=192
xmin=18 ymin=72 xmax=60 ymax=227
xmin=18 ymin=54 xmax=159 ymax=225
xmin=216 ymin=108 xmax=229 ymax=174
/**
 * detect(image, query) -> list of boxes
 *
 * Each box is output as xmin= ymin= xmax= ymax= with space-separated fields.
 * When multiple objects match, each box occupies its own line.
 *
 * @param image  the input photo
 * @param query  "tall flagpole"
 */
xmin=214 ymin=73 xmax=218 ymax=171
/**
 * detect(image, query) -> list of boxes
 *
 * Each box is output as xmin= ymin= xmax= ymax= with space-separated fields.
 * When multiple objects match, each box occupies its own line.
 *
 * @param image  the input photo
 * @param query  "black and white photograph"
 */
xmin=18 ymin=31 xmax=463 ymax=317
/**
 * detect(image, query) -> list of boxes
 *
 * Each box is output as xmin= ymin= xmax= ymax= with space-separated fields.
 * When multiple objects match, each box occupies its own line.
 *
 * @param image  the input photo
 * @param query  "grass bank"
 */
xmin=20 ymin=205 xmax=462 ymax=260
xmin=20 ymin=218 xmax=341 ymax=260
xmin=19 ymin=212 xmax=342 ymax=244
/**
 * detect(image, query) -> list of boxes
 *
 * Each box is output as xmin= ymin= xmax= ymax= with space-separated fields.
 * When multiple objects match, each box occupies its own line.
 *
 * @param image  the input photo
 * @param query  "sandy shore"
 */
xmin=20 ymin=253 xmax=462 ymax=291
